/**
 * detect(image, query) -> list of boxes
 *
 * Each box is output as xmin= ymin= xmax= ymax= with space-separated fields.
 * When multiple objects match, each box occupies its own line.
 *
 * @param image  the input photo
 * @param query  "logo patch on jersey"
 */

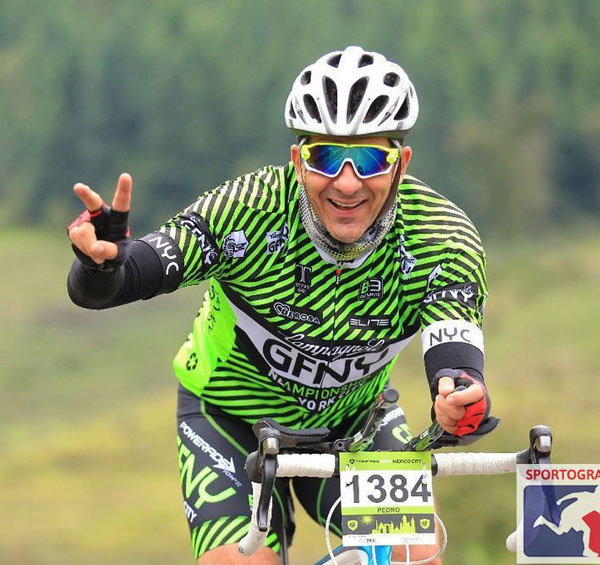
xmin=266 ymin=223 xmax=289 ymax=254
xmin=141 ymin=233 xmax=182 ymax=279
xmin=423 ymin=283 xmax=479 ymax=309
xmin=479 ymin=298 xmax=487 ymax=315
xmin=272 ymin=302 xmax=322 ymax=326
xmin=295 ymin=264 xmax=312 ymax=295
xmin=262 ymin=337 xmax=395 ymax=387
xmin=179 ymin=421 xmax=240 ymax=486
xmin=179 ymin=213 xmax=220 ymax=265
xmin=426 ymin=264 xmax=443 ymax=289
xmin=222 ymin=230 xmax=248 ymax=258
xmin=397 ymin=234 xmax=417 ymax=276
xmin=359 ymin=278 xmax=384 ymax=300
xmin=226 ymin=298 xmax=419 ymax=413
xmin=421 ymin=320 xmax=484 ymax=355
xmin=349 ymin=316 xmax=391 ymax=329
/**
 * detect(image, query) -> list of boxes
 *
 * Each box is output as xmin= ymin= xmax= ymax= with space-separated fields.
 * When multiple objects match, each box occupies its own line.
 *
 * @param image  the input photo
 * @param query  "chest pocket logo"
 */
xmin=359 ymin=277 xmax=384 ymax=300
xmin=295 ymin=264 xmax=312 ymax=295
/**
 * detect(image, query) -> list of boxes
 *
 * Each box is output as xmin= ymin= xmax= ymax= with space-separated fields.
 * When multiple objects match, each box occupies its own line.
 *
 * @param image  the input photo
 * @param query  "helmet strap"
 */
xmin=375 ymin=147 xmax=403 ymax=223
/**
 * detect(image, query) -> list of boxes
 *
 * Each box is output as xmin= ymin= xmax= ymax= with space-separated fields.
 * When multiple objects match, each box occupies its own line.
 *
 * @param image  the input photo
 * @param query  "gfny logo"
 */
xmin=266 ymin=223 xmax=289 ymax=254
xmin=179 ymin=421 xmax=239 ymax=484
xmin=263 ymin=337 xmax=391 ymax=387
xmin=423 ymin=283 xmax=477 ymax=305
xmin=379 ymin=407 xmax=413 ymax=445
xmin=179 ymin=214 xmax=219 ymax=265
xmin=178 ymin=435 xmax=238 ymax=524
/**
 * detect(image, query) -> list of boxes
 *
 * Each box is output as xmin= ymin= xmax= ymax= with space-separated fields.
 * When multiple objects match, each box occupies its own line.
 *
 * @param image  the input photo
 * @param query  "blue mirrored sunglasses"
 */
xmin=300 ymin=142 xmax=400 ymax=179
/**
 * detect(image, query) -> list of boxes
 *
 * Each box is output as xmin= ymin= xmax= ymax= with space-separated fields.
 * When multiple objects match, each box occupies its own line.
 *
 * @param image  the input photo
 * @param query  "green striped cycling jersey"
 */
xmin=157 ymin=163 xmax=487 ymax=430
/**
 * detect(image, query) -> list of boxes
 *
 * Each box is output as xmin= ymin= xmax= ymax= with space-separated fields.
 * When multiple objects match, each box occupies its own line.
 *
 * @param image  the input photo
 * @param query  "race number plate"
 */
xmin=339 ymin=452 xmax=435 ymax=546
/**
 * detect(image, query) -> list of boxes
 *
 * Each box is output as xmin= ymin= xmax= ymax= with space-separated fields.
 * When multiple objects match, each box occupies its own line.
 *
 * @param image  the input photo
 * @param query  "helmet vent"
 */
xmin=383 ymin=72 xmax=400 ymax=87
xmin=323 ymin=76 xmax=338 ymax=121
xmin=347 ymin=77 xmax=369 ymax=123
xmin=358 ymin=54 xmax=374 ymax=67
xmin=364 ymin=95 xmax=389 ymax=123
xmin=300 ymin=71 xmax=312 ymax=85
xmin=394 ymin=96 xmax=410 ymax=120
xmin=303 ymin=94 xmax=321 ymax=123
xmin=327 ymin=53 xmax=341 ymax=68
xmin=288 ymin=101 xmax=297 ymax=119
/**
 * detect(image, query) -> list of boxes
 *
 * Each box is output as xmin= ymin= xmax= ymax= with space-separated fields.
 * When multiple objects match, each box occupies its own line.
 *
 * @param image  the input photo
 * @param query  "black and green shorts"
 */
xmin=176 ymin=384 xmax=412 ymax=559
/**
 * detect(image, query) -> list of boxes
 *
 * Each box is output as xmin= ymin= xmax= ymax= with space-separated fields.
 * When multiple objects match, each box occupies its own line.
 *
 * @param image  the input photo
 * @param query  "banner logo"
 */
xmin=517 ymin=464 xmax=600 ymax=563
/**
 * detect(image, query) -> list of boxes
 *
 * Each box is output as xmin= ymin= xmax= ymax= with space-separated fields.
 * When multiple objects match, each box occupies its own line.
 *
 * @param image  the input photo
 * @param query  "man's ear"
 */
xmin=400 ymin=146 xmax=412 ymax=177
xmin=291 ymin=144 xmax=303 ymax=179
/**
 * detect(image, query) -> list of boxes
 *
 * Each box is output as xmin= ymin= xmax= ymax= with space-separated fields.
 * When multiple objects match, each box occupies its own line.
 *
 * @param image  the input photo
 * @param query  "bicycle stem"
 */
xmin=333 ymin=388 xmax=400 ymax=452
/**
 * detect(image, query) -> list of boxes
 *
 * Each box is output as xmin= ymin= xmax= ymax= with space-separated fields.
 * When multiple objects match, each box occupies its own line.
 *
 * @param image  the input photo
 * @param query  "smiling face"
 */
xmin=291 ymin=135 xmax=412 ymax=244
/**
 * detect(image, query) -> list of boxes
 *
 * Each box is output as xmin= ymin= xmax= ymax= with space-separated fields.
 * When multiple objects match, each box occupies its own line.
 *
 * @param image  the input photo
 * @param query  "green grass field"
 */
xmin=1 ymin=229 xmax=598 ymax=564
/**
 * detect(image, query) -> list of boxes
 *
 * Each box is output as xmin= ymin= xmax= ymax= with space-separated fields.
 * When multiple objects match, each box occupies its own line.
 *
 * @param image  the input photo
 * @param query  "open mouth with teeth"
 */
xmin=328 ymin=199 xmax=365 ymax=210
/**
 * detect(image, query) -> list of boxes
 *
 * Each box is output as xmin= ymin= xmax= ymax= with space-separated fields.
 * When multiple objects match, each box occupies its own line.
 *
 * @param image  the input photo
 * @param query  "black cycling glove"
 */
xmin=67 ymin=202 xmax=131 ymax=272
xmin=431 ymin=368 xmax=500 ymax=446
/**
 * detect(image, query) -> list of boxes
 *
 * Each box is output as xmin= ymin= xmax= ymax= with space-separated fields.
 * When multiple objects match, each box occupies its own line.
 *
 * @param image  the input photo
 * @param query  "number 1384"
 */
xmin=346 ymin=472 xmax=432 ymax=505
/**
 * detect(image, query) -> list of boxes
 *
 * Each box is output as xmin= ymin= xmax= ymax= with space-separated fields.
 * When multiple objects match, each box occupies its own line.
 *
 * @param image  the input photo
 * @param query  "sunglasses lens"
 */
xmin=351 ymin=146 xmax=390 ymax=177
xmin=304 ymin=145 xmax=393 ymax=178
xmin=306 ymin=145 xmax=346 ymax=176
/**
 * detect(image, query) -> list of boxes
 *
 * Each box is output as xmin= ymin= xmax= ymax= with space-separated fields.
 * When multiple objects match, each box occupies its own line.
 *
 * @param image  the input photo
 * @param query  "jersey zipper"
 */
xmin=325 ymin=265 xmax=343 ymax=390
xmin=333 ymin=265 xmax=342 ymax=337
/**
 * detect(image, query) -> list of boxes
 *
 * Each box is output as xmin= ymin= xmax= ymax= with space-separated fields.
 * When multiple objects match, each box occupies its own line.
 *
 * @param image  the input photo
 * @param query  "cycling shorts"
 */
xmin=176 ymin=384 xmax=412 ymax=559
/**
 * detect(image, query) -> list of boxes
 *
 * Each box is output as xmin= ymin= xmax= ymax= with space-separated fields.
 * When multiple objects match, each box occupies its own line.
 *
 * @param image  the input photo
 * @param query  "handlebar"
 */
xmin=239 ymin=450 xmax=522 ymax=556
xmin=239 ymin=387 xmax=553 ymax=558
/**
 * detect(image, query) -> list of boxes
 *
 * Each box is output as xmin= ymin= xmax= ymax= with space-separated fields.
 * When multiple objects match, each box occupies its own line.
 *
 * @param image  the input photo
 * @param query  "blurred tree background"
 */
xmin=1 ymin=0 xmax=599 ymax=234
xmin=1 ymin=1 xmax=599 ymax=564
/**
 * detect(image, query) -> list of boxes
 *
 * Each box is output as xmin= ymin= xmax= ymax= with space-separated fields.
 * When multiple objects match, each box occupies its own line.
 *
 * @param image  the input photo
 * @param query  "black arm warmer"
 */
xmin=67 ymin=234 xmax=183 ymax=309
xmin=423 ymin=341 xmax=484 ymax=401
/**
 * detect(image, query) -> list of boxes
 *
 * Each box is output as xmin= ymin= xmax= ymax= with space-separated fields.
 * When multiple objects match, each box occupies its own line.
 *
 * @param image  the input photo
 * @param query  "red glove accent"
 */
xmin=66 ymin=208 xmax=102 ymax=232
xmin=454 ymin=373 xmax=489 ymax=437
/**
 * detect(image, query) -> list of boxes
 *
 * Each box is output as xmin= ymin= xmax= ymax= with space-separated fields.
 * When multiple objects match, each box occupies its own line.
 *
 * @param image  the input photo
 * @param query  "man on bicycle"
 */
xmin=67 ymin=46 xmax=496 ymax=564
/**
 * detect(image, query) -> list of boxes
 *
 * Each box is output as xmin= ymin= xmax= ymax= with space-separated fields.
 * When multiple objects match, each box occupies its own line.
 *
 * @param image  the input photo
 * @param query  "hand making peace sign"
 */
xmin=67 ymin=173 xmax=133 ymax=267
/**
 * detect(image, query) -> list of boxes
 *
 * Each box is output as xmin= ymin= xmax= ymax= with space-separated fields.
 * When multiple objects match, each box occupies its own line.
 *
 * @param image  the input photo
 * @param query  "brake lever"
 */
xmin=257 ymin=456 xmax=277 ymax=531
xmin=516 ymin=425 xmax=553 ymax=465
xmin=244 ymin=427 xmax=281 ymax=532
xmin=517 ymin=425 xmax=557 ymax=529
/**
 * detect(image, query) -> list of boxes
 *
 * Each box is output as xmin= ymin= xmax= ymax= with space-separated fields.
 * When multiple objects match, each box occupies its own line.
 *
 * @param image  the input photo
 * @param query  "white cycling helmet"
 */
xmin=285 ymin=46 xmax=418 ymax=139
